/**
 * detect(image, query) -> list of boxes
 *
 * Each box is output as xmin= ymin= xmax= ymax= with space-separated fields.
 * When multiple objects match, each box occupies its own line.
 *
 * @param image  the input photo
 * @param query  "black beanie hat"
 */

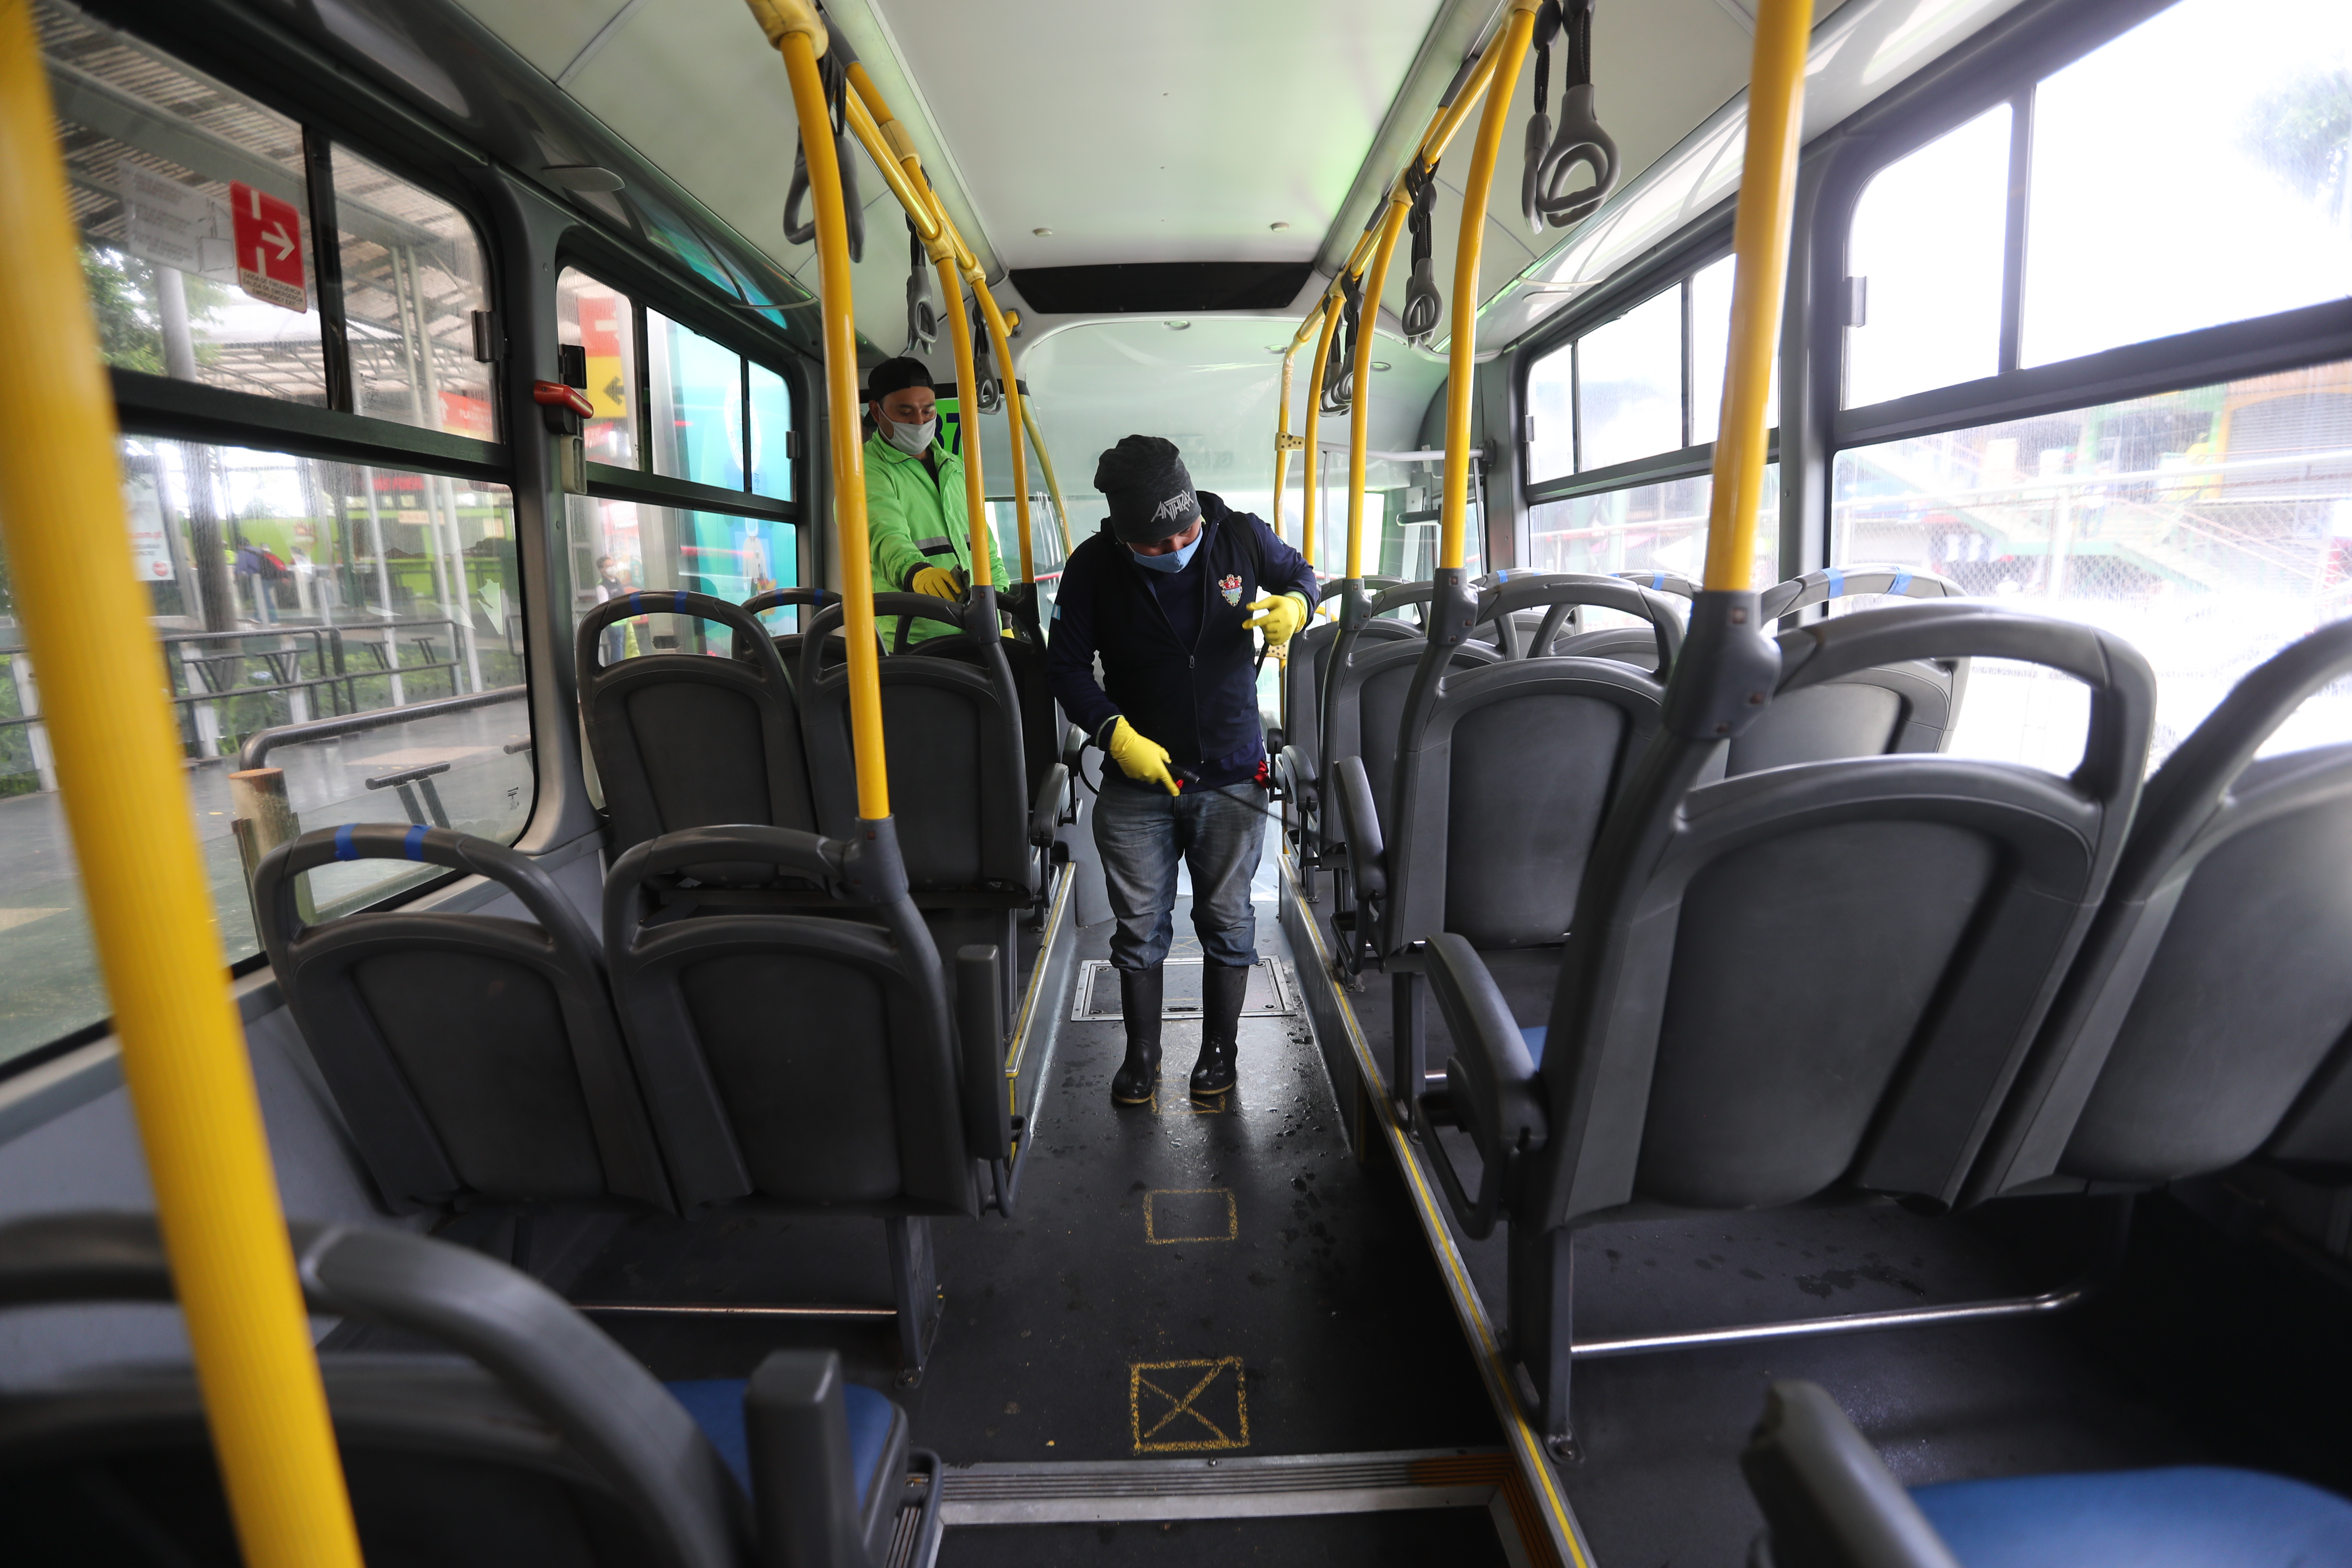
xmin=1094 ymin=435 xmax=1199 ymax=544
xmin=867 ymin=355 xmax=933 ymax=402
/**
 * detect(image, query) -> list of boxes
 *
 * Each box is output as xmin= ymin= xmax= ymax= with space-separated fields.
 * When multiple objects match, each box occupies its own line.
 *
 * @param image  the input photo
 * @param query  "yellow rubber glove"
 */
xmin=1244 ymin=591 xmax=1309 ymax=648
xmin=908 ymin=566 xmax=962 ymax=599
xmin=1106 ymin=717 xmax=1179 ymax=796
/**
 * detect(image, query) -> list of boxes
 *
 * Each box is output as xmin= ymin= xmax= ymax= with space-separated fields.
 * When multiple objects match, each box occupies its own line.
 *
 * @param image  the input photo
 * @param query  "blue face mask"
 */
xmin=1130 ymin=533 xmax=1201 ymax=574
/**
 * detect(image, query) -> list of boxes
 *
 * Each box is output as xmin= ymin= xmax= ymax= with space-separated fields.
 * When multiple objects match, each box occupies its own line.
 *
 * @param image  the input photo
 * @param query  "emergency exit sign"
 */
xmin=229 ymin=181 xmax=306 ymax=312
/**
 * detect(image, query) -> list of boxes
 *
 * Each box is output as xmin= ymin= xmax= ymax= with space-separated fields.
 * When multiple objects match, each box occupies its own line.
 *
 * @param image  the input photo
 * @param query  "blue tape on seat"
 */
xmin=628 ymin=591 xmax=642 ymax=616
xmin=403 ymin=824 xmax=427 ymax=861
xmin=1521 ymin=1025 xmax=1547 ymax=1066
xmin=333 ymin=823 xmax=357 ymax=861
xmin=1825 ymin=567 xmax=1845 ymax=599
xmin=1651 ymin=573 xmax=1666 ymax=590
xmin=1890 ymin=568 xmax=1913 ymax=594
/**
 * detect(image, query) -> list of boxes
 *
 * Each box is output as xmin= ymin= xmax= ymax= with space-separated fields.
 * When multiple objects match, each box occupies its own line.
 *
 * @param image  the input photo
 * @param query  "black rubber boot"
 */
xmin=1111 ymin=965 xmax=1163 ymax=1105
xmin=1189 ymin=961 xmax=1250 ymax=1100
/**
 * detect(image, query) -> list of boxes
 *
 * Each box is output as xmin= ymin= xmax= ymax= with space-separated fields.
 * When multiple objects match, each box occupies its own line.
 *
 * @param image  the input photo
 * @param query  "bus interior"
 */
xmin=2 ymin=0 xmax=2351 ymax=1563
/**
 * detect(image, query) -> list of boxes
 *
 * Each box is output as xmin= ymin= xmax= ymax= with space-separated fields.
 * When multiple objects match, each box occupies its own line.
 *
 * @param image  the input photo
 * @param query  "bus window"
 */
xmin=747 ymin=359 xmax=793 ymax=499
xmin=334 ymin=147 xmax=495 ymax=438
xmin=1831 ymin=359 xmax=2352 ymax=766
xmin=1528 ymin=466 xmax=1779 ymax=601
xmin=565 ymin=495 xmax=798 ymax=648
xmin=557 ymin=269 xmax=640 ymax=467
xmin=1525 ymin=341 xmax=1577 ymax=483
xmin=2024 ymin=0 xmax=2352 ymax=368
xmin=1689 ymin=254 xmax=1778 ymax=447
xmin=646 ymin=308 xmax=745 ymax=490
xmin=44 ymin=0 xmax=328 ymax=404
xmin=1577 ymin=287 xmax=1685 ymax=473
xmin=1844 ymin=104 xmax=2012 ymax=409
xmin=0 ymin=441 xmax=529 ymax=1069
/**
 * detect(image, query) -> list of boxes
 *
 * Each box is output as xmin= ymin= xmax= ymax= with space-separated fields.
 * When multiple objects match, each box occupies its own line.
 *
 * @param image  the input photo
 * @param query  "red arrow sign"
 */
xmin=229 ymin=181 xmax=306 ymax=312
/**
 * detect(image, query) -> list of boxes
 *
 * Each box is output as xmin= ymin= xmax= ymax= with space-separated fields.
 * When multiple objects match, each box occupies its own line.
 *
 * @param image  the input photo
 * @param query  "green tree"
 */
xmin=83 ymin=245 xmax=163 ymax=374
xmin=2242 ymin=68 xmax=2352 ymax=222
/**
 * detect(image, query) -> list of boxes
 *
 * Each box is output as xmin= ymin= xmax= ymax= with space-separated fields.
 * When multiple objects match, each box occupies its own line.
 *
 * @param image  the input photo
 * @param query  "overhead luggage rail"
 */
xmin=1969 ymin=614 xmax=2352 ymax=1206
xmin=255 ymin=822 xmax=674 ymax=1215
xmin=0 ymin=12 xmax=364 ymax=1566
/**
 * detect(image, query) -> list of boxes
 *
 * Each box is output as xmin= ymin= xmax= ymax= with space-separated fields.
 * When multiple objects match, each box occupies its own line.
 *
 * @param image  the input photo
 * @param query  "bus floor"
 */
xmin=1298 ymin=916 xmax=2352 ymax=1566
xmin=565 ymin=894 xmax=1517 ymax=1566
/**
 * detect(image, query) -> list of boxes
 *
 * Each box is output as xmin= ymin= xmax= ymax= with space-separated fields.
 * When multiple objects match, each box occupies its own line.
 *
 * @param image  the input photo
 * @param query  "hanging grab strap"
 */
xmin=1321 ymin=269 xmax=1363 ymax=416
xmin=903 ymin=215 xmax=939 ymax=355
xmin=1523 ymin=0 xmax=1617 ymax=233
xmin=784 ymin=45 xmax=865 ymax=260
xmin=1401 ymin=158 xmax=1443 ymax=345
xmin=968 ymin=293 xmax=1000 ymax=412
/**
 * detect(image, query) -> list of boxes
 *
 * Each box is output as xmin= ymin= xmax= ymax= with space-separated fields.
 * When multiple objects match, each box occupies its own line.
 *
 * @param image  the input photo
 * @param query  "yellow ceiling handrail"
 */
xmin=755 ymin=0 xmax=892 ymax=818
xmin=934 ymin=245 xmax=994 ymax=593
xmin=1440 ymin=1 xmax=1540 ymax=573
xmin=1298 ymin=303 xmax=1345 ymax=577
xmin=1020 ymin=397 xmax=1076 ymax=554
xmin=0 ymin=7 xmax=364 ymax=1567
xmin=1347 ymin=191 xmax=1414 ymax=584
xmin=1703 ymin=0 xmax=1813 ymax=590
xmin=1271 ymin=300 xmax=1323 ymax=543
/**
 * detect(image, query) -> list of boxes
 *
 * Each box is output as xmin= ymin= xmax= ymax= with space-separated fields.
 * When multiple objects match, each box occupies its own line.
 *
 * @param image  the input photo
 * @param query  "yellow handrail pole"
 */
xmin=1703 ymin=0 xmax=1813 ymax=589
xmin=842 ymin=90 xmax=941 ymax=245
xmin=753 ymin=3 xmax=890 ymax=819
xmin=1347 ymin=195 xmax=1412 ymax=583
xmin=1439 ymin=0 xmax=1539 ymax=573
xmin=1272 ymin=305 xmax=1324 ymax=544
xmin=934 ymin=246 xmax=992 ymax=588
xmin=1020 ymin=396 xmax=1075 ymax=554
xmin=1419 ymin=45 xmax=1504 ymax=164
xmin=0 ymin=10 xmax=365 ymax=1568
xmin=1298 ymin=300 xmax=1344 ymax=579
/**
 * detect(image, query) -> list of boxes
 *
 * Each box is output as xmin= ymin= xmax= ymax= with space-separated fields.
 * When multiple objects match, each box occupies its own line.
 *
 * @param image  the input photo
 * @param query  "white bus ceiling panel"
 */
xmin=1020 ymin=317 xmax=1446 ymax=532
xmin=872 ymin=0 xmax=1446 ymax=271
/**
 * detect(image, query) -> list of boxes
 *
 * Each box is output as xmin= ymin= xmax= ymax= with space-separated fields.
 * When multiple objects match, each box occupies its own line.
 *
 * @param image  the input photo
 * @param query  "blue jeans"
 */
xmin=1093 ymin=777 xmax=1264 ymax=971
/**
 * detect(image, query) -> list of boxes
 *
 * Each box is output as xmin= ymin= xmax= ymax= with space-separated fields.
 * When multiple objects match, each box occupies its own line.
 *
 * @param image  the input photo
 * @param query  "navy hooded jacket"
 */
xmin=1045 ymin=490 xmax=1316 ymax=788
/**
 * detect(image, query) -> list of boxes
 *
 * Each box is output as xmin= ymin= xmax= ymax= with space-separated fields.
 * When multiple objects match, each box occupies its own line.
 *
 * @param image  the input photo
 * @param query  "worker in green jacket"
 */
xmin=864 ymin=355 xmax=1010 ymax=647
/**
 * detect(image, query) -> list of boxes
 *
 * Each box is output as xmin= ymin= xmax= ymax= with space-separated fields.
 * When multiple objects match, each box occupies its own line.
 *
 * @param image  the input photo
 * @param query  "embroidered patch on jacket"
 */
xmin=1219 ymin=573 xmax=1243 ymax=607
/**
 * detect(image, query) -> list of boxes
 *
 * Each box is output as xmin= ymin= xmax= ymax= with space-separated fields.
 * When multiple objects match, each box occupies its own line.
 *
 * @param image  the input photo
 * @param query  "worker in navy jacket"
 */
xmin=1046 ymin=436 xmax=1315 ymax=1106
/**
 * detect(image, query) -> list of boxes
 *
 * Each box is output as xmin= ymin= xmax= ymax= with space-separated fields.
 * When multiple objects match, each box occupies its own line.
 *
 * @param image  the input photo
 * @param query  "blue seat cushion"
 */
xmin=665 ymin=1378 xmax=897 ymax=1507
xmin=1520 ymin=1025 xmax=1545 ymax=1066
xmin=1911 ymin=1465 xmax=2352 ymax=1568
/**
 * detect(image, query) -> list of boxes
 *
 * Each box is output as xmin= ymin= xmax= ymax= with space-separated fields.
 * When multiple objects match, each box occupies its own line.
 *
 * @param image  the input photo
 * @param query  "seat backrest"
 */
xmin=1378 ymin=578 xmax=1679 ymax=957
xmin=1969 ymin=618 xmax=2352 ymax=1200
xmin=255 ymin=824 xmax=671 ymax=1215
xmin=1325 ymin=636 xmax=1499 ymax=838
xmin=799 ymin=594 xmax=1032 ymax=894
xmin=1612 ymin=568 xmax=1700 ymax=601
xmin=1520 ymin=601 xmax=2153 ymax=1228
xmin=1757 ymin=564 xmax=1963 ymax=622
xmin=902 ymin=623 xmax=1059 ymax=808
xmin=604 ymin=825 xmax=984 ymax=1216
xmin=1728 ymin=567 xmax=1970 ymax=775
xmin=1286 ymin=616 xmax=1416 ymax=777
xmin=576 ymin=591 xmax=815 ymax=859
xmin=736 ymin=585 xmax=839 ymax=688
xmin=0 ymin=1213 xmax=749 ymax=1568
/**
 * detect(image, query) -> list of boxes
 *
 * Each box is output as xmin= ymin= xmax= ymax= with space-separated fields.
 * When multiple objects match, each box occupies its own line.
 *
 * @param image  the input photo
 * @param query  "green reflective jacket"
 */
xmin=863 ymin=428 xmax=1010 ymax=646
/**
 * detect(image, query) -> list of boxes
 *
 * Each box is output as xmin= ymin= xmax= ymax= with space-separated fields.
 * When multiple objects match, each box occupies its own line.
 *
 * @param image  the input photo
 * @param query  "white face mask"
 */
xmin=882 ymin=415 xmax=937 ymax=456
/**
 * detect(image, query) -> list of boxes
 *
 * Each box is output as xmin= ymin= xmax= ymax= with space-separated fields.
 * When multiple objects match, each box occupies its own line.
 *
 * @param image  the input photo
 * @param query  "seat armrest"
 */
xmin=1412 ymin=934 xmax=1546 ymax=1239
xmin=1329 ymin=755 xmax=1385 ymax=901
xmin=956 ymin=945 xmax=1010 ymax=1163
xmin=1279 ymin=741 xmax=1318 ymax=791
xmin=745 ymin=1349 xmax=874 ymax=1568
xmin=1030 ymin=763 xmax=1070 ymax=847
xmin=1740 ymin=1381 xmax=1962 ymax=1568
xmin=1060 ymin=723 xmax=1087 ymax=771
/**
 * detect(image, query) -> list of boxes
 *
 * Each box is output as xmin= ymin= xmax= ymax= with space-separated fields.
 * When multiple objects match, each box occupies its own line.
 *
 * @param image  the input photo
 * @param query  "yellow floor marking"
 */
xmin=1143 ymin=1187 xmax=1236 ymax=1244
xmin=1129 ymin=1357 xmax=1248 ymax=1452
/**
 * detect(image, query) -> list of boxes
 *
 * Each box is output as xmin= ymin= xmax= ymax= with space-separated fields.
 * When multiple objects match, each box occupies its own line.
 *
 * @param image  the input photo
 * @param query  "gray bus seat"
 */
xmin=1612 ymin=567 xmax=1700 ymax=600
xmin=0 ymin=1212 xmax=939 ymax=1568
xmin=1329 ymin=575 xmax=1679 ymax=1102
xmin=1276 ymin=581 xmax=1416 ymax=899
xmin=899 ymin=616 xmax=1066 ymax=818
xmin=576 ymin=589 xmax=818 ymax=862
xmin=1743 ymin=1379 xmax=2352 ymax=1568
xmin=737 ymin=584 xmax=842 ymax=687
xmin=604 ymin=824 xmax=1011 ymax=1375
xmin=1415 ymin=601 xmax=2154 ymax=1452
xmin=798 ymin=593 xmax=1067 ymax=1029
xmin=1970 ymin=616 xmax=2352 ymax=1204
xmin=1757 ymin=563 xmax=1963 ymax=622
xmin=255 ymin=823 xmax=671 ymax=1216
